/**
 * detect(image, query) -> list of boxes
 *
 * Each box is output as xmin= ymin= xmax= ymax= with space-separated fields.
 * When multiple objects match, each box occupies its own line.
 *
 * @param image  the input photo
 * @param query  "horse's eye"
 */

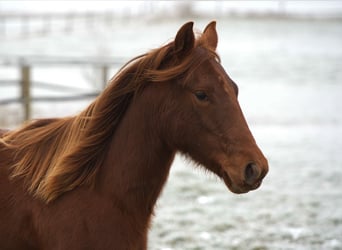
xmin=194 ymin=91 xmax=208 ymax=101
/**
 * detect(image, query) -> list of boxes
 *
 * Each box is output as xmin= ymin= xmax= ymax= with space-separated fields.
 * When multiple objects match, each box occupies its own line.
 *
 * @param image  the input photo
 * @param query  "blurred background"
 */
xmin=1 ymin=1 xmax=342 ymax=249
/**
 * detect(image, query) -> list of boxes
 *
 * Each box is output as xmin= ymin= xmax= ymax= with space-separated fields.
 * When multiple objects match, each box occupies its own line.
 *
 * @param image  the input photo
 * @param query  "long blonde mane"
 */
xmin=0 ymin=36 xmax=218 ymax=203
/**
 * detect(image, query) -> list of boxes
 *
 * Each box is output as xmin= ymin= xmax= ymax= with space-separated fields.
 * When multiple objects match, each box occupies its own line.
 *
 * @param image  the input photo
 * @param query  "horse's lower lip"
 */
xmin=221 ymin=170 xmax=248 ymax=194
xmin=221 ymin=169 xmax=262 ymax=194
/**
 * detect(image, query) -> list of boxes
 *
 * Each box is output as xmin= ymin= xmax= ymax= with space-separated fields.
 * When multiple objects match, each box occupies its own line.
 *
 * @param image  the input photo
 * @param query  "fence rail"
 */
xmin=0 ymin=56 xmax=126 ymax=121
xmin=0 ymin=93 xmax=100 ymax=105
xmin=0 ymin=11 xmax=120 ymax=37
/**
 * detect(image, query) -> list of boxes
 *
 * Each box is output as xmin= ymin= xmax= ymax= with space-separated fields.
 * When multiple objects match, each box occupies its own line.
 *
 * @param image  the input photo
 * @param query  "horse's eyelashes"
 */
xmin=195 ymin=91 xmax=209 ymax=101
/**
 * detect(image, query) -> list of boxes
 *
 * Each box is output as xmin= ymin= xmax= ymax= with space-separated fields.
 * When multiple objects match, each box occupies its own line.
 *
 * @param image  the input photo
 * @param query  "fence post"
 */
xmin=21 ymin=65 xmax=31 ymax=121
xmin=102 ymin=65 xmax=108 ymax=89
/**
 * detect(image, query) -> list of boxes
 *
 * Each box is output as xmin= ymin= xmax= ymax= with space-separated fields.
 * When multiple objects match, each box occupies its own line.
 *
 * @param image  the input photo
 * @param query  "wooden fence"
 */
xmin=0 ymin=56 xmax=126 ymax=121
xmin=0 ymin=12 xmax=121 ymax=37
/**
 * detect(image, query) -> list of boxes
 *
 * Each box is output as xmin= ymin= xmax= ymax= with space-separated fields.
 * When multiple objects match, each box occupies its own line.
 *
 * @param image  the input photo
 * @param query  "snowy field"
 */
xmin=1 ymin=16 xmax=342 ymax=249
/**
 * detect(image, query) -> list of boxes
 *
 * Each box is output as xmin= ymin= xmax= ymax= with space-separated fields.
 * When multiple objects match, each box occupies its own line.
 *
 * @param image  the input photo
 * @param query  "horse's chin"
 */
xmin=221 ymin=169 xmax=262 ymax=194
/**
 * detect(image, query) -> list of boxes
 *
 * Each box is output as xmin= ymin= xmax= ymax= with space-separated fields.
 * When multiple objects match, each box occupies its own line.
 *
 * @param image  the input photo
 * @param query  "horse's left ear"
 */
xmin=202 ymin=21 xmax=218 ymax=51
xmin=174 ymin=21 xmax=195 ymax=58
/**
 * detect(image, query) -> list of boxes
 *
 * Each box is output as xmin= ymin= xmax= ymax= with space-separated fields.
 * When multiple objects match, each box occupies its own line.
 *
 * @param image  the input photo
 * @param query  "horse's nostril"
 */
xmin=244 ymin=163 xmax=260 ymax=185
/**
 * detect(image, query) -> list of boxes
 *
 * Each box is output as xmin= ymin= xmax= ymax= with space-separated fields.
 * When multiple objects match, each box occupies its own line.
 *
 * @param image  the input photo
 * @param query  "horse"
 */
xmin=0 ymin=21 xmax=268 ymax=249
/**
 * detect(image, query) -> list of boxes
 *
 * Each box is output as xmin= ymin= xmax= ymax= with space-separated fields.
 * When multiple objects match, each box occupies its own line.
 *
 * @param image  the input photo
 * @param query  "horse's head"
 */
xmin=155 ymin=21 xmax=268 ymax=194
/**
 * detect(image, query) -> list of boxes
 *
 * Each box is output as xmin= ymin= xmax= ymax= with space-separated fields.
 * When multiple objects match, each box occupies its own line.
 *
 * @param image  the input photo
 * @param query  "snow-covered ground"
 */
xmin=1 ymin=16 xmax=342 ymax=249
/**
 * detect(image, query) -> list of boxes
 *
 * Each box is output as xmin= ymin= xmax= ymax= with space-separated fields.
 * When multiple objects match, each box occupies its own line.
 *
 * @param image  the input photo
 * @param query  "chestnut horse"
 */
xmin=0 ymin=22 xmax=268 ymax=249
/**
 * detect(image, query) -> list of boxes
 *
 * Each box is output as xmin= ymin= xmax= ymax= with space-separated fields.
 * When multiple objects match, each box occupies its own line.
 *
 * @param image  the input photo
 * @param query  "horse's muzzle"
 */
xmin=221 ymin=160 xmax=268 ymax=194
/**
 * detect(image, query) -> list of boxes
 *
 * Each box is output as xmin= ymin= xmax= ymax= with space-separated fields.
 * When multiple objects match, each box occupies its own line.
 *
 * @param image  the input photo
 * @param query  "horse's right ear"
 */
xmin=174 ymin=22 xmax=195 ymax=58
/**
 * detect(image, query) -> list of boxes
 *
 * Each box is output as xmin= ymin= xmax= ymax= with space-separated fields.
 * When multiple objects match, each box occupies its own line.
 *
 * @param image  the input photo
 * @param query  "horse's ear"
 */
xmin=202 ymin=21 xmax=218 ymax=51
xmin=174 ymin=21 xmax=195 ymax=58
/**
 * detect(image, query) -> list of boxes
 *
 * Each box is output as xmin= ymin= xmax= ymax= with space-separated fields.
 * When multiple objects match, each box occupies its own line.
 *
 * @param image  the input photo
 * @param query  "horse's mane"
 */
xmin=0 ymin=35 xmax=219 ymax=203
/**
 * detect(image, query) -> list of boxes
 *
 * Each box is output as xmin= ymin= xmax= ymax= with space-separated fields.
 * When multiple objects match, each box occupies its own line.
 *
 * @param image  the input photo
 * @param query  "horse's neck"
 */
xmin=98 ymin=93 xmax=175 ymax=218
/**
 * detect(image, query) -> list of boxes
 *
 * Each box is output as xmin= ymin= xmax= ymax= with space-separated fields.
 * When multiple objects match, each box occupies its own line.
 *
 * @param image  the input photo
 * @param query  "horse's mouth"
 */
xmin=221 ymin=169 xmax=262 ymax=194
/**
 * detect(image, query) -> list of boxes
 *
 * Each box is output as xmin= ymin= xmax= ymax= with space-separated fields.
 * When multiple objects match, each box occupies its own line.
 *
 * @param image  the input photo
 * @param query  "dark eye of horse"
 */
xmin=195 ymin=91 xmax=208 ymax=101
